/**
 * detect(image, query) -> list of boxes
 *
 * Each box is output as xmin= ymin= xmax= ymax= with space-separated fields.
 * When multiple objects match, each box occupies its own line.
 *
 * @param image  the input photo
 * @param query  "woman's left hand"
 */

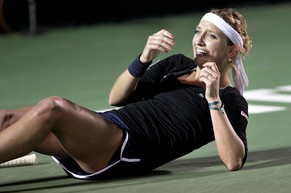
xmin=199 ymin=62 xmax=221 ymax=101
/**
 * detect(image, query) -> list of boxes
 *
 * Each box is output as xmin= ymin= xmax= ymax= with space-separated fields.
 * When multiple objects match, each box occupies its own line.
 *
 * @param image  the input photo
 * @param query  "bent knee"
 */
xmin=36 ymin=96 xmax=69 ymax=116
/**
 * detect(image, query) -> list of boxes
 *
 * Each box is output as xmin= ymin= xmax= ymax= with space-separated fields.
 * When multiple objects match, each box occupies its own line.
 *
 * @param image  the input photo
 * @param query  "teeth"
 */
xmin=196 ymin=49 xmax=207 ymax=54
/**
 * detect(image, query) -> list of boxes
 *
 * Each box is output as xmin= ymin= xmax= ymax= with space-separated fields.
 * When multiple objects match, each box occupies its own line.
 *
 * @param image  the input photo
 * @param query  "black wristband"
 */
xmin=128 ymin=55 xmax=151 ymax=78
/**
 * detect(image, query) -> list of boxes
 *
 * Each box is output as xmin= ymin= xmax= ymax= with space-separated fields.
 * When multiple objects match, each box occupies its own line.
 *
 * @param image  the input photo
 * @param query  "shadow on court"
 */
xmin=244 ymin=146 xmax=291 ymax=170
xmin=1 ymin=147 xmax=290 ymax=192
xmin=165 ymin=146 xmax=291 ymax=171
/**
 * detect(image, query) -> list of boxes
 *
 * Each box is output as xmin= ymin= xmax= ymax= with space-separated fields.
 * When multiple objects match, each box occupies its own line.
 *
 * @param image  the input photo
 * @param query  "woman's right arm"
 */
xmin=108 ymin=68 xmax=140 ymax=106
xmin=108 ymin=29 xmax=175 ymax=106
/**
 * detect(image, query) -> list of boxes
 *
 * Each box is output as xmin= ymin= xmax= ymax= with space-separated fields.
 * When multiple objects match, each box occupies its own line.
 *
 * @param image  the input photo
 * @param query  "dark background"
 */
xmin=0 ymin=0 xmax=290 ymax=34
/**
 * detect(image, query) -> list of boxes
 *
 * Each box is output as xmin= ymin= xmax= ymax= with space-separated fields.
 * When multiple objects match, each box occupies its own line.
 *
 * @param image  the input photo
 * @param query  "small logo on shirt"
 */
xmin=199 ymin=93 xmax=204 ymax=98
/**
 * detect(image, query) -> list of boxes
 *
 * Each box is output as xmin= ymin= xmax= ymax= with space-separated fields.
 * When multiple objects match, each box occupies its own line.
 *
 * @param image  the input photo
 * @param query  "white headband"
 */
xmin=201 ymin=13 xmax=248 ymax=95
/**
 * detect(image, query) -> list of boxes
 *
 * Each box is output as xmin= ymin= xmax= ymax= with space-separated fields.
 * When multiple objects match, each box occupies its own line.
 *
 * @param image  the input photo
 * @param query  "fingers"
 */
xmin=199 ymin=62 xmax=221 ymax=100
xmin=154 ymin=29 xmax=174 ymax=39
xmin=200 ymin=62 xmax=220 ymax=81
xmin=148 ymin=29 xmax=176 ymax=53
xmin=203 ymin=61 xmax=219 ymax=73
xmin=140 ymin=29 xmax=175 ymax=63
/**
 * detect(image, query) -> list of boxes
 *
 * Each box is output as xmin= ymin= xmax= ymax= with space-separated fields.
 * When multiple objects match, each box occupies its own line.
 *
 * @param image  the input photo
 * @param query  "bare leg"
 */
xmin=0 ymin=107 xmax=31 ymax=131
xmin=0 ymin=96 xmax=123 ymax=173
xmin=0 ymin=108 xmax=68 ymax=158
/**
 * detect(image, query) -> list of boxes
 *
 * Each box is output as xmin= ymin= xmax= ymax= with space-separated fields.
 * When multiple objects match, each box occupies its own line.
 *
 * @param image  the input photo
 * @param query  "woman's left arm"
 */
xmin=200 ymin=62 xmax=246 ymax=171
xmin=209 ymin=107 xmax=245 ymax=171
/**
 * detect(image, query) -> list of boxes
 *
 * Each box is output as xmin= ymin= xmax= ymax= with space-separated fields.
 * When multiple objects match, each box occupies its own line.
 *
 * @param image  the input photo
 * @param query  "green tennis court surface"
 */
xmin=1 ymin=2 xmax=291 ymax=193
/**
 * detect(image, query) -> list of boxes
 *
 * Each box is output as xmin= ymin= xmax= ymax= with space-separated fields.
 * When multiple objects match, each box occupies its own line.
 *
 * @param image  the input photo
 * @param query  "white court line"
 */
xmin=244 ymin=89 xmax=291 ymax=103
xmin=248 ymin=104 xmax=287 ymax=114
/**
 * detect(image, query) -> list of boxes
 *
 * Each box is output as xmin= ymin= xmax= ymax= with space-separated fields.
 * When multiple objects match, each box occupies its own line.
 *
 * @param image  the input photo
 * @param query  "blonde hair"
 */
xmin=210 ymin=8 xmax=252 ymax=57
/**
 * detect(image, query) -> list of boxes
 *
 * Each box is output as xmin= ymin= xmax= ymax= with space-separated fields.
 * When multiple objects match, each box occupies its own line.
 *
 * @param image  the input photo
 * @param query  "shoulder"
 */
xmin=221 ymin=86 xmax=243 ymax=96
xmin=222 ymin=87 xmax=247 ymax=105
xmin=221 ymin=87 xmax=249 ymax=120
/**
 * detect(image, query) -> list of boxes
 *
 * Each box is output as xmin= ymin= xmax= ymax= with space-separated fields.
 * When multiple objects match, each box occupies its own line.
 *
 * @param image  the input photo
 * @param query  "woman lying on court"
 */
xmin=0 ymin=8 xmax=252 ymax=180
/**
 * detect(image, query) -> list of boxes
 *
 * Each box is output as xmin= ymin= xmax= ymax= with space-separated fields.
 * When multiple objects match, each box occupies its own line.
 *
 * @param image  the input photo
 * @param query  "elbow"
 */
xmin=108 ymin=95 xmax=124 ymax=107
xmin=225 ymin=159 xmax=243 ymax=171
xmin=108 ymin=89 xmax=129 ymax=107
xmin=108 ymin=97 xmax=116 ymax=106
xmin=108 ymin=92 xmax=119 ymax=106
xmin=108 ymin=98 xmax=119 ymax=107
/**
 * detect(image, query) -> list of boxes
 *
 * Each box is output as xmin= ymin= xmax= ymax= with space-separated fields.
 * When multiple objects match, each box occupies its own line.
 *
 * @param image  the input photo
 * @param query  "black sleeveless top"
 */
xmin=109 ymin=54 xmax=249 ymax=166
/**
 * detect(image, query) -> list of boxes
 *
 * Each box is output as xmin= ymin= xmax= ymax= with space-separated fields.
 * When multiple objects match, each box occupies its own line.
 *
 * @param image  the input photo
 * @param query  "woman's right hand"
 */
xmin=109 ymin=29 xmax=175 ymax=106
xmin=140 ymin=29 xmax=175 ymax=63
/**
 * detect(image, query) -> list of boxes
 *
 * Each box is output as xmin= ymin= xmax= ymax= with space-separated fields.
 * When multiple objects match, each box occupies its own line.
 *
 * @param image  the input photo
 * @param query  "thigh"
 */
xmin=47 ymin=97 xmax=124 ymax=172
xmin=0 ymin=107 xmax=31 ymax=131
xmin=0 ymin=107 xmax=69 ymax=158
